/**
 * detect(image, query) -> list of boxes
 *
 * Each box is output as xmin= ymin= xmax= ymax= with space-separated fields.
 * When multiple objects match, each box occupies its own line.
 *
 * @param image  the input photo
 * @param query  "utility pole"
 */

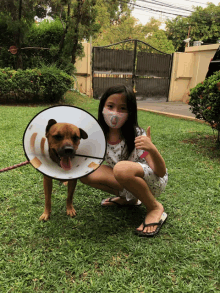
xmin=185 ymin=25 xmax=191 ymax=48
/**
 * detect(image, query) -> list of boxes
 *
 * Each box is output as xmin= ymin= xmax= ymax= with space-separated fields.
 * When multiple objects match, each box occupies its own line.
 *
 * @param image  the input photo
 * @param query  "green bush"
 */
xmin=0 ymin=19 xmax=75 ymax=74
xmin=21 ymin=19 xmax=64 ymax=69
xmin=189 ymin=70 xmax=220 ymax=142
xmin=0 ymin=66 xmax=74 ymax=103
xmin=26 ymin=19 xmax=63 ymax=48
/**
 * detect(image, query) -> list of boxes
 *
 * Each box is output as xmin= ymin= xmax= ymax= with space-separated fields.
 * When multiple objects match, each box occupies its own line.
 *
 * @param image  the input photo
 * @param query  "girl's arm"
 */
xmin=144 ymin=146 xmax=166 ymax=178
xmin=135 ymin=127 xmax=166 ymax=178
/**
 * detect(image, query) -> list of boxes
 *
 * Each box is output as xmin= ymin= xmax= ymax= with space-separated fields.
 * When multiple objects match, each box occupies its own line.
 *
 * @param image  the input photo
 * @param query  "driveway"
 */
xmin=137 ymin=100 xmax=196 ymax=120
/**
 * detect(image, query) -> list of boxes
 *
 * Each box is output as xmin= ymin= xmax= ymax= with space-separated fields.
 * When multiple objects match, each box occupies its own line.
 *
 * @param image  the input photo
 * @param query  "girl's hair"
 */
xmin=98 ymin=84 xmax=141 ymax=158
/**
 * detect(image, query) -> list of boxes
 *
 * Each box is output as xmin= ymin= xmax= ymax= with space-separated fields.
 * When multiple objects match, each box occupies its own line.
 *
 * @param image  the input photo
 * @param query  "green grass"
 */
xmin=0 ymin=92 xmax=220 ymax=292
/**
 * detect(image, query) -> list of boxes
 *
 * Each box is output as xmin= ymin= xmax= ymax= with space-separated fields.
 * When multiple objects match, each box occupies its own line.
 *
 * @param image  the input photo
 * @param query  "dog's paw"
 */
xmin=39 ymin=212 xmax=50 ymax=221
xmin=67 ymin=206 xmax=76 ymax=217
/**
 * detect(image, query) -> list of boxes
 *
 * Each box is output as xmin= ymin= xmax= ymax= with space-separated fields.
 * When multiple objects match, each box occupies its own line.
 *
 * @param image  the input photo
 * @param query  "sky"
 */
xmin=131 ymin=0 xmax=220 ymax=28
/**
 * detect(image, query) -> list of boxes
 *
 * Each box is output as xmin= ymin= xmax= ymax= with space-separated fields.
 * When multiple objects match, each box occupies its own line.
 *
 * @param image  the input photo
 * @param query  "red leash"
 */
xmin=0 ymin=161 xmax=30 ymax=173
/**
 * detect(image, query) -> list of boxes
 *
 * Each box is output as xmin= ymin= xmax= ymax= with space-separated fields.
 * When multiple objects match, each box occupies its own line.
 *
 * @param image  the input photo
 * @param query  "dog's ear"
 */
xmin=46 ymin=119 xmax=57 ymax=136
xmin=79 ymin=128 xmax=88 ymax=139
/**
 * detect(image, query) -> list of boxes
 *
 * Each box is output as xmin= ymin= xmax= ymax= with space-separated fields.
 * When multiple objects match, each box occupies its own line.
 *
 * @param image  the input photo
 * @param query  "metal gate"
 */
xmin=92 ymin=39 xmax=173 ymax=101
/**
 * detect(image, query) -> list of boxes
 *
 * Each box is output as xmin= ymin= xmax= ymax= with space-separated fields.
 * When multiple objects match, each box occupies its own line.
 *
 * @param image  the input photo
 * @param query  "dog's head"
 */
xmin=46 ymin=119 xmax=88 ymax=171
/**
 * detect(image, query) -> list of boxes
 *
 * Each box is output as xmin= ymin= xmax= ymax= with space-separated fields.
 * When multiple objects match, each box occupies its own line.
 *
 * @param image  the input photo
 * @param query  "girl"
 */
xmin=80 ymin=84 xmax=168 ymax=237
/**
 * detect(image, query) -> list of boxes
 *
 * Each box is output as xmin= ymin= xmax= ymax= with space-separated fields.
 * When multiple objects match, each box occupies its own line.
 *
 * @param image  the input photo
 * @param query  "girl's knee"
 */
xmin=113 ymin=161 xmax=144 ymax=183
xmin=80 ymin=175 xmax=90 ymax=185
xmin=79 ymin=177 xmax=86 ymax=184
xmin=113 ymin=161 xmax=132 ymax=182
xmin=80 ymin=166 xmax=110 ymax=185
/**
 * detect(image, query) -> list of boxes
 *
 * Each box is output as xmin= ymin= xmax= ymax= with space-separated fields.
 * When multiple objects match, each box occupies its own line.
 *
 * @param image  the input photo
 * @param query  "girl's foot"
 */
xmin=136 ymin=201 xmax=164 ymax=234
xmin=101 ymin=197 xmax=141 ymax=206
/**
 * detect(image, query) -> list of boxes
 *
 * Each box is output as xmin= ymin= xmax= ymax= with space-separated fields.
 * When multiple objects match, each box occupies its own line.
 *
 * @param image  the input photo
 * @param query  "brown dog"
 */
xmin=40 ymin=119 xmax=88 ymax=221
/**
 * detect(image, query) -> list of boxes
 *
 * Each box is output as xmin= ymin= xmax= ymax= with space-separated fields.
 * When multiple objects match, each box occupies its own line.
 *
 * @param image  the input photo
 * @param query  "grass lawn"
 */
xmin=0 ymin=91 xmax=220 ymax=292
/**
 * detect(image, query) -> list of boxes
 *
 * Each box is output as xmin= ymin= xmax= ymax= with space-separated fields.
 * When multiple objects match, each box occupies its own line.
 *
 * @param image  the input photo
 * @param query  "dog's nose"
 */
xmin=59 ymin=146 xmax=75 ymax=157
xmin=64 ymin=146 xmax=74 ymax=155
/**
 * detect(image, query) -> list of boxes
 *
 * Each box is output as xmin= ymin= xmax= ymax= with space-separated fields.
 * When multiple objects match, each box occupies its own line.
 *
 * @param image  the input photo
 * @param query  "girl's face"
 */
xmin=104 ymin=93 xmax=128 ymax=113
xmin=102 ymin=93 xmax=128 ymax=129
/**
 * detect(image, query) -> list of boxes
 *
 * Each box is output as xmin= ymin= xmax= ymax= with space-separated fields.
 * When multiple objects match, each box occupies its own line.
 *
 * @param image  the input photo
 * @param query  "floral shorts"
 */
xmin=119 ymin=163 xmax=168 ymax=201
xmin=138 ymin=163 xmax=168 ymax=197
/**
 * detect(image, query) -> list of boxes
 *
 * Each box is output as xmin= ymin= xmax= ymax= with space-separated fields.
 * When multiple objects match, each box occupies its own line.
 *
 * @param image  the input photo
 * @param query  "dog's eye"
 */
xmin=72 ymin=136 xmax=80 ymax=142
xmin=53 ymin=134 xmax=63 ymax=140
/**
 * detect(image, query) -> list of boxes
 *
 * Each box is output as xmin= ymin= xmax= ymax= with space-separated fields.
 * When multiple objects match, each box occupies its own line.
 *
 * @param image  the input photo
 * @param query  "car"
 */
xmin=205 ymin=45 xmax=220 ymax=78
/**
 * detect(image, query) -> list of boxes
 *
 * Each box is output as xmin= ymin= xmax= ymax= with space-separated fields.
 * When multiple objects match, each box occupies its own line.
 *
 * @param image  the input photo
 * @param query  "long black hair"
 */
xmin=98 ymin=84 xmax=142 ymax=159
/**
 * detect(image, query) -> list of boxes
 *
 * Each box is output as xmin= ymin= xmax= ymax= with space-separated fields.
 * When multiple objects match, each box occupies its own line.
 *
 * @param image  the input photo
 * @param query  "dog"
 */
xmin=39 ymin=119 xmax=88 ymax=221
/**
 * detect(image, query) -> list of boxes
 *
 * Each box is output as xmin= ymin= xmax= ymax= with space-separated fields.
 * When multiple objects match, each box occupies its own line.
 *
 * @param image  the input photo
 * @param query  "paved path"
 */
xmin=137 ymin=100 xmax=198 ymax=121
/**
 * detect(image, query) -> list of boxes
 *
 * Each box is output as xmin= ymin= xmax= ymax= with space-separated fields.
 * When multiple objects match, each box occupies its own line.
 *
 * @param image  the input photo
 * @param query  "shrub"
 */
xmin=0 ymin=19 xmax=75 ymax=74
xmin=26 ymin=19 xmax=63 ymax=48
xmin=189 ymin=70 xmax=220 ymax=142
xmin=0 ymin=66 xmax=74 ymax=103
xmin=21 ymin=19 xmax=64 ymax=70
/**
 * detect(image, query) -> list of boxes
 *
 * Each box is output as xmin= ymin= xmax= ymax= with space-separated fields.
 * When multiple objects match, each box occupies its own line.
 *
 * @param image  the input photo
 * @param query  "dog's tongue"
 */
xmin=60 ymin=157 xmax=72 ymax=171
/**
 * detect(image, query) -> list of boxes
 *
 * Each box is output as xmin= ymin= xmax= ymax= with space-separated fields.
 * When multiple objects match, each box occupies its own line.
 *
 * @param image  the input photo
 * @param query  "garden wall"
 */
xmin=169 ymin=44 xmax=219 ymax=103
xmin=74 ymin=42 xmax=92 ymax=97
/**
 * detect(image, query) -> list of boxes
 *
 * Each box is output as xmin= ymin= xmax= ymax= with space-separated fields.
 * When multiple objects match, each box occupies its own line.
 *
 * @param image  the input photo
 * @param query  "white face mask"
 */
xmin=102 ymin=108 xmax=128 ymax=129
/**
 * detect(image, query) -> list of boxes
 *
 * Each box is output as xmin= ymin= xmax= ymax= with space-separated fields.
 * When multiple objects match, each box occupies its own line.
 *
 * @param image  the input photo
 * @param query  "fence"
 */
xmin=75 ymin=42 xmax=219 ymax=102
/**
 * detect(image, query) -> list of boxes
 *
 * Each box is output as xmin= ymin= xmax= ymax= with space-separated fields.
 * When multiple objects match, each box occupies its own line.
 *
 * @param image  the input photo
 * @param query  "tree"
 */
xmin=92 ymin=0 xmax=134 ymax=45
xmin=99 ymin=0 xmax=132 ymax=24
xmin=93 ymin=15 xmax=143 ymax=47
xmin=0 ymin=0 xmax=99 ymax=69
xmin=93 ymin=14 xmax=174 ymax=54
xmin=0 ymin=0 xmax=38 ymax=68
xmin=48 ymin=0 xmax=98 ymax=65
xmin=0 ymin=0 xmax=140 ymax=69
xmin=166 ymin=3 xmax=220 ymax=52
xmin=146 ymin=30 xmax=174 ymax=54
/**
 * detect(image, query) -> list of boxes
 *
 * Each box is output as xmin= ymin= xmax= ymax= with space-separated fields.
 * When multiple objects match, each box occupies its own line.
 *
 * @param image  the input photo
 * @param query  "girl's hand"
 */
xmin=135 ymin=126 xmax=154 ymax=152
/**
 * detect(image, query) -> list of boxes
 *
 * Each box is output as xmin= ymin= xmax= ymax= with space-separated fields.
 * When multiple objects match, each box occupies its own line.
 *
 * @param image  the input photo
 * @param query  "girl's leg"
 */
xmin=80 ymin=165 xmax=139 ymax=205
xmin=80 ymin=165 xmax=122 ymax=195
xmin=113 ymin=161 xmax=164 ymax=234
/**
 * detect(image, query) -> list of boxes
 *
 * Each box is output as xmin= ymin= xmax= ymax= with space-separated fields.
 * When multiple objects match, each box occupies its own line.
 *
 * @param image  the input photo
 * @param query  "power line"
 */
xmin=123 ymin=0 xmax=191 ymax=17
xmin=126 ymin=1 xmax=191 ymax=16
xmin=183 ymin=0 xmax=210 ymax=4
xmin=137 ymin=0 xmax=194 ymax=13
xmin=132 ymin=9 xmax=174 ymax=21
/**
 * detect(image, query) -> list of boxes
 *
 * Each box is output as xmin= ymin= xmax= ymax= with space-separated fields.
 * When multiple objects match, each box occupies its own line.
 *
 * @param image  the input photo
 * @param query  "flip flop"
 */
xmin=135 ymin=212 xmax=167 ymax=237
xmin=101 ymin=197 xmax=142 ymax=207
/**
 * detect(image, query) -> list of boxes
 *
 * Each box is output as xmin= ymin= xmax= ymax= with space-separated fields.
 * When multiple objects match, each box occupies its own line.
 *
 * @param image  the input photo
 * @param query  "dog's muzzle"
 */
xmin=53 ymin=146 xmax=76 ymax=171
xmin=59 ymin=146 xmax=76 ymax=158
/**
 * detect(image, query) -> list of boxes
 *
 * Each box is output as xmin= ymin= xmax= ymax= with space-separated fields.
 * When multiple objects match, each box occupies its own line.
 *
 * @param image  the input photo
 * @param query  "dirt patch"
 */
xmin=182 ymin=134 xmax=220 ymax=162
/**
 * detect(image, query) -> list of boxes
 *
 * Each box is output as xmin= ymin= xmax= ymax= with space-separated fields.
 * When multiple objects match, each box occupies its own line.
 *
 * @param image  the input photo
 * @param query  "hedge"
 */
xmin=0 ymin=19 xmax=76 ymax=74
xmin=0 ymin=66 xmax=74 ymax=103
xmin=189 ymin=70 xmax=220 ymax=142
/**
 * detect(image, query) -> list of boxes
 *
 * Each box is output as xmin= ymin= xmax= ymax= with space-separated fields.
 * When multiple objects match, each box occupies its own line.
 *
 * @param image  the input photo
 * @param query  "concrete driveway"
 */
xmin=137 ymin=100 xmax=197 ymax=121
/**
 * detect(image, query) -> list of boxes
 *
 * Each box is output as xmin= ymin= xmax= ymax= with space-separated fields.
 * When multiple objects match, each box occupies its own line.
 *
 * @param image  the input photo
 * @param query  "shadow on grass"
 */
xmin=181 ymin=132 xmax=220 ymax=162
xmin=0 ymin=98 xmax=64 ymax=107
xmin=32 ymin=203 xmax=146 ymax=243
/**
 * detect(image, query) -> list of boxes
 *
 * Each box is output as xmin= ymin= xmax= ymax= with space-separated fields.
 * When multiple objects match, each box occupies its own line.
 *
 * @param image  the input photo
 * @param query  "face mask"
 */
xmin=102 ymin=108 xmax=128 ymax=129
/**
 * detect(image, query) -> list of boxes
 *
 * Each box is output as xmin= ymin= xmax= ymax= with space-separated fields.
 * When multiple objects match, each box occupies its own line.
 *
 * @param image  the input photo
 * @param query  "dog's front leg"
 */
xmin=66 ymin=179 xmax=77 ymax=217
xmin=40 ymin=175 xmax=53 ymax=221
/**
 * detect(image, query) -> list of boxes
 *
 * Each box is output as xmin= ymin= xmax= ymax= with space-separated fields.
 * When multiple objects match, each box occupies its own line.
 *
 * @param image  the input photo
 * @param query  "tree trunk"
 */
xmin=71 ymin=0 xmax=83 ymax=65
xmin=59 ymin=4 xmax=70 ymax=55
xmin=16 ymin=0 xmax=23 ymax=69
